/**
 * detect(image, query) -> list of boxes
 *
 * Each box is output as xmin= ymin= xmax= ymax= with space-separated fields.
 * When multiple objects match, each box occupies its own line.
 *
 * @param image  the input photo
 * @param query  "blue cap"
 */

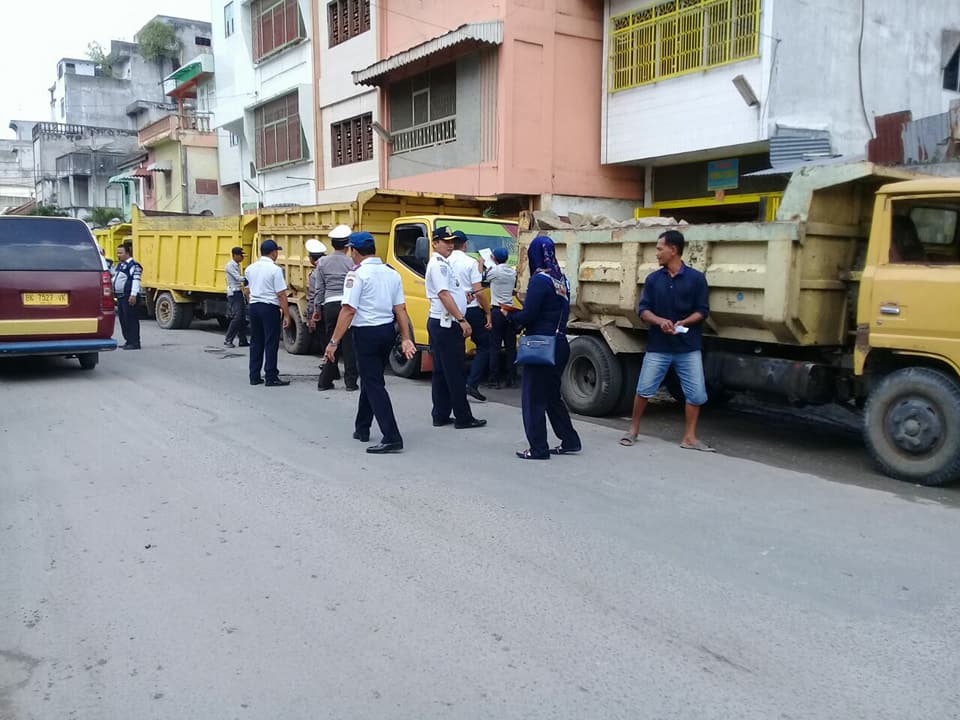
xmin=492 ymin=247 xmax=509 ymax=263
xmin=347 ymin=231 xmax=376 ymax=251
xmin=432 ymin=226 xmax=455 ymax=241
xmin=451 ymin=230 xmax=468 ymax=245
xmin=260 ymin=239 xmax=282 ymax=254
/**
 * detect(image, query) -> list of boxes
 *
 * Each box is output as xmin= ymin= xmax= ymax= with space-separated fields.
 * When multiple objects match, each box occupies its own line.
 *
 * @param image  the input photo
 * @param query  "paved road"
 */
xmin=2 ymin=322 xmax=959 ymax=720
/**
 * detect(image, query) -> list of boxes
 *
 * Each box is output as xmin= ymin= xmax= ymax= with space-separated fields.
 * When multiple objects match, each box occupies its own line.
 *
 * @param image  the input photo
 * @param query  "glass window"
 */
xmin=328 ymin=0 xmax=371 ymax=47
xmin=254 ymin=91 xmax=305 ymax=169
xmin=889 ymin=201 xmax=960 ymax=264
xmin=224 ymin=2 xmax=235 ymax=37
xmin=0 ymin=218 xmax=102 ymax=271
xmin=252 ymin=0 xmax=304 ymax=62
xmin=393 ymin=223 xmax=429 ymax=277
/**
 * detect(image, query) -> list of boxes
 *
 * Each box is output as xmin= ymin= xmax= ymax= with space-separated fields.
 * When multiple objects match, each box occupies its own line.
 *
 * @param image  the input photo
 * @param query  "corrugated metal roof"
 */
xmin=744 ymin=155 xmax=862 ymax=177
xmin=353 ymin=21 xmax=503 ymax=86
xmin=769 ymin=130 xmax=833 ymax=168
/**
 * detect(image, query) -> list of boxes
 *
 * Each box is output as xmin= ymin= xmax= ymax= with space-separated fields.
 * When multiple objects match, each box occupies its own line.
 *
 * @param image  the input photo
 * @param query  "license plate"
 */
xmin=22 ymin=292 xmax=69 ymax=306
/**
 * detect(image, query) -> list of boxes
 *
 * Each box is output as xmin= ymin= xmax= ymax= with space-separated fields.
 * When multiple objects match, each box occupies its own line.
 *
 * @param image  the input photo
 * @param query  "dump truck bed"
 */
xmin=521 ymin=163 xmax=919 ymax=347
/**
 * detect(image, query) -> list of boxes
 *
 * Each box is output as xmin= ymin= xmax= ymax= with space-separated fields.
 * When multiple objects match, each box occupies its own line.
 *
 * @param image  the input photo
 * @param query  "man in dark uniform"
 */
xmin=113 ymin=242 xmax=142 ymax=350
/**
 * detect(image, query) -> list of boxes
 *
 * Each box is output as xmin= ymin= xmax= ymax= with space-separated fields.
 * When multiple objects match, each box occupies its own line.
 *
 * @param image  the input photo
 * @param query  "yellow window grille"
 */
xmin=610 ymin=0 xmax=761 ymax=92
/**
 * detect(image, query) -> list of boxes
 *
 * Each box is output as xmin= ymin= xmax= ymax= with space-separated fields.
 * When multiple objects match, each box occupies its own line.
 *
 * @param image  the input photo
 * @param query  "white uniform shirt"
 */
xmin=342 ymin=257 xmax=404 ymax=327
xmin=449 ymin=249 xmax=482 ymax=308
xmin=245 ymin=256 xmax=287 ymax=305
xmin=425 ymin=252 xmax=467 ymax=320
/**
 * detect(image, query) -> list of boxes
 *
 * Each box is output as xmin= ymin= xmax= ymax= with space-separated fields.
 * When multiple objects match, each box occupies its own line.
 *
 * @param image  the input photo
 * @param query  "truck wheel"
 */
xmin=282 ymin=305 xmax=312 ymax=355
xmin=389 ymin=331 xmax=422 ymax=378
xmin=78 ymin=353 xmax=98 ymax=370
xmin=562 ymin=335 xmax=623 ymax=416
xmin=864 ymin=367 xmax=960 ymax=486
xmin=155 ymin=292 xmax=193 ymax=330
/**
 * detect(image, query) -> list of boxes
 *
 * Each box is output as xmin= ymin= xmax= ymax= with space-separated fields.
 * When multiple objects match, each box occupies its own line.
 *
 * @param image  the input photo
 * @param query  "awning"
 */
xmin=163 ymin=53 xmax=215 ymax=98
xmin=147 ymin=161 xmax=172 ymax=172
xmin=108 ymin=173 xmax=135 ymax=184
xmin=353 ymin=20 xmax=503 ymax=87
xmin=131 ymin=167 xmax=152 ymax=177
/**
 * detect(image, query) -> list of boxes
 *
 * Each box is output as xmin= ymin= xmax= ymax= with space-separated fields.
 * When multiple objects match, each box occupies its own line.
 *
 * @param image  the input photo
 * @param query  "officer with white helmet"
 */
xmin=314 ymin=224 xmax=358 ymax=391
xmin=304 ymin=237 xmax=327 ymax=333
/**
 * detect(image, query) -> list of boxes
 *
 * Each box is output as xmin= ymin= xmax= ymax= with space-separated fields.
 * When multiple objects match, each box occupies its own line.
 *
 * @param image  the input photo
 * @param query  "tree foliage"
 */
xmin=138 ymin=20 xmax=180 ymax=63
xmin=28 ymin=204 xmax=70 ymax=217
xmin=83 ymin=207 xmax=124 ymax=227
xmin=86 ymin=41 xmax=112 ymax=76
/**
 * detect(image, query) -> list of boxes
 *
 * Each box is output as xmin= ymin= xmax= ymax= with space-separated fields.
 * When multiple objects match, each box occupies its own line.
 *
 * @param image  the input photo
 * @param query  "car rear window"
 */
xmin=0 ymin=218 xmax=103 ymax=271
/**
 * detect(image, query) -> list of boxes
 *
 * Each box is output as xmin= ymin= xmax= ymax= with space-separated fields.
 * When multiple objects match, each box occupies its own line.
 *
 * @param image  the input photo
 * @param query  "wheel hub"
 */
xmin=887 ymin=398 xmax=943 ymax=455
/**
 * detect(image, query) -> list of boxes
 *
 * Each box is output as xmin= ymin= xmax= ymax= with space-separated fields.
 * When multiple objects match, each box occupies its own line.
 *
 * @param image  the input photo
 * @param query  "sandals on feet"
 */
xmin=619 ymin=434 xmax=638 ymax=447
xmin=680 ymin=440 xmax=716 ymax=453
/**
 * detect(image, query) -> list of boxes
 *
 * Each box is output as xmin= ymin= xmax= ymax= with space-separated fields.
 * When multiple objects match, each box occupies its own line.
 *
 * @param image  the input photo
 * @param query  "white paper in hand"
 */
xmin=674 ymin=325 xmax=689 ymax=334
xmin=479 ymin=248 xmax=495 ymax=270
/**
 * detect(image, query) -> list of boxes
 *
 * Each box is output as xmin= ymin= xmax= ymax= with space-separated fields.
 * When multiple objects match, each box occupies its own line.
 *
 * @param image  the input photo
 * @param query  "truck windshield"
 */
xmin=0 ymin=218 xmax=103 ymax=271
xmin=440 ymin=219 xmax=518 ymax=257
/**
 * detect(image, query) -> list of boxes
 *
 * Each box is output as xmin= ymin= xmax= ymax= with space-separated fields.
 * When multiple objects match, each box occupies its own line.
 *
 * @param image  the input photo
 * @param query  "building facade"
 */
xmin=212 ymin=0 xmax=318 ymax=210
xmin=601 ymin=0 xmax=960 ymax=221
xmin=0 ymin=121 xmax=37 ymax=212
xmin=353 ymin=0 xmax=642 ymax=216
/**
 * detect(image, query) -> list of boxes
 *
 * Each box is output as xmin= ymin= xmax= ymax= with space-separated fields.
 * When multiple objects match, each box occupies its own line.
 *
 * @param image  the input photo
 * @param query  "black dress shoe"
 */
xmin=238 ymin=341 xmax=250 ymax=347
xmin=345 ymin=384 xmax=359 ymax=392
xmin=250 ymin=378 xmax=264 ymax=386
xmin=466 ymin=385 xmax=487 ymax=402
xmin=432 ymin=417 xmax=452 ymax=427
xmin=121 ymin=345 xmax=140 ymax=350
xmin=265 ymin=379 xmax=290 ymax=387
xmin=366 ymin=441 xmax=403 ymax=454
xmin=317 ymin=383 xmax=334 ymax=391
xmin=454 ymin=418 xmax=487 ymax=429
xmin=352 ymin=430 xmax=370 ymax=442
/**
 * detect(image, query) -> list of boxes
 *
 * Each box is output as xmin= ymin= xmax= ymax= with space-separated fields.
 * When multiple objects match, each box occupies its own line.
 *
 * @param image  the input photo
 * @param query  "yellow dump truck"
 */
xmin=519 ymin=163 xmax=960 ymax=486
xmin=101 ymin=190 xmax=519 ymax=374
xmin=258 ymin=189 xmax=518 ymax=376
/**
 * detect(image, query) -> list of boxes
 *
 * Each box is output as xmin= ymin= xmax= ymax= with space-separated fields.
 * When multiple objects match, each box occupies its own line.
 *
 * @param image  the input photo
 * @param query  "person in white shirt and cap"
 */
xmin=314 ymin=224 xmax=359 ymax=391
xmin=245 ymin=239 xmax=291 ymax=387
xmin=324 ymin=231 xmax=416 ymax=454
xmin=424 ymin=226 xmax=486 ymax=430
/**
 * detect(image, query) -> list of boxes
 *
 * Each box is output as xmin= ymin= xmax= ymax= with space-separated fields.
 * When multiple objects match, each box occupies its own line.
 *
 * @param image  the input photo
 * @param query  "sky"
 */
xmin=0 ymin=0 xmax=212 ymax=138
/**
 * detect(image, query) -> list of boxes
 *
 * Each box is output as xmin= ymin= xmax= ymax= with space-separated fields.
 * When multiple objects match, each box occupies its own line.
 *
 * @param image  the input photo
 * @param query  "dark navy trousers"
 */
xmin=249 ymin=302 xmax=281 ymax=383
xmin=521 ymin=336 xmax=581 ymax=456
xmin=428 ymin=318 xmax=474 ymax=424
xmin=352 ymin=322 xmax=402 ymax=444
xmin=465 ymin=306 xmax=490 ymax=388
xmin=488 ymin=309 xmax=516 ymax=382
xmin=116 ymin=296 xmax=141 ymax=348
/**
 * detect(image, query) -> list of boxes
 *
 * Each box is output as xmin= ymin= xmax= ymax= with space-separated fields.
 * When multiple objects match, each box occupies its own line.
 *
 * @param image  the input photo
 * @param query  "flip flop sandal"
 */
xmin=516 ymin=449 xmax=550 ymax=460
xmin=680 ymin=440 xmax=716 ymax=453
xmin=619 ymin=434 xmax=638 ymax=447
xmin=550 ymin=446 xmax=582 ymax=455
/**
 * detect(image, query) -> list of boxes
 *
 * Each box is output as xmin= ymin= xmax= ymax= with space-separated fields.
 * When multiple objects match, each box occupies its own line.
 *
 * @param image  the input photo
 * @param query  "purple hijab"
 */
xmin=527 ymin=235 xmax=569 ymax=299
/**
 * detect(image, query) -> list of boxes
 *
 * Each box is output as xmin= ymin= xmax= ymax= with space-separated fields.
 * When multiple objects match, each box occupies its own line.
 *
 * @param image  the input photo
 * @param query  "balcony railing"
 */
xmin=138 ymin=112 xmax=213 ymax=147
xmin=56 ymin=152 xmax=93 ymax=176
xmin=392 ymin=117 xmax=457 ymax=154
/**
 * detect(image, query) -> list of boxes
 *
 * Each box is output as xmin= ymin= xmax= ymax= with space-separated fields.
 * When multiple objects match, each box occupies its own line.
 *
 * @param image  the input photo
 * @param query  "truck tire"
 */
xmin=562 ymin=335 xmax=624 ymax=416
xmin=282 ymin=305 xmax=312 ymax=355
xmin=78 ymin=353 xmax=98 ymax=370
xmin=389 ymin=325 xmax=421 ymax=378
xmin=155 ymin=292 xmax=193 ymax=330
xmin=864 ymin=367 xmax=960 ymax=486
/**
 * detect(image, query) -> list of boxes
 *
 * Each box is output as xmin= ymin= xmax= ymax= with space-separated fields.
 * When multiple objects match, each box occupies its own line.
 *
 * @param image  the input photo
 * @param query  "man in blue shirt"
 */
xmin=621 ymin=230 xmax=714 ymax=452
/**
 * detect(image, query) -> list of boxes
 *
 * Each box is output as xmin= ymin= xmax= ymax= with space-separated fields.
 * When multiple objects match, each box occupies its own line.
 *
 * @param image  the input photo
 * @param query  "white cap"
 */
xmin=328 ymin=224 xmax=352 ymax=240
xmin=305 ymin=238 xmax=327 ymax=255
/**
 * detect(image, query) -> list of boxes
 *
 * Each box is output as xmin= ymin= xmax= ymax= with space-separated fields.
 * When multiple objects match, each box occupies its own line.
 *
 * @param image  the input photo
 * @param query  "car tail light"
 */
xmin=101 ymin=271 xmax=114 ymax=311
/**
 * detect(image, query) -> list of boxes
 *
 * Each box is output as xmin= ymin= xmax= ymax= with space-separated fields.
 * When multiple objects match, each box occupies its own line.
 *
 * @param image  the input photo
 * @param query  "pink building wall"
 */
xmin=376 ymin=0 xmax=641 ymax=203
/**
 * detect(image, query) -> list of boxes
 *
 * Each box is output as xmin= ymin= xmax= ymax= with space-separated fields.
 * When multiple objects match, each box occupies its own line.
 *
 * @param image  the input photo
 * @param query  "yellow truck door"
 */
xmin=386 ymin=217 xmax=432 ymax=348
xmin=864 ymin=195 xmax=960 ymax=371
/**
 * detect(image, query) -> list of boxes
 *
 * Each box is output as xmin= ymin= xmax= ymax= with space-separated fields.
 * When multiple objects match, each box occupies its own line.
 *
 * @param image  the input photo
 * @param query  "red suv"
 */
xmin=0 ymin=216 xmax=117 ymax=369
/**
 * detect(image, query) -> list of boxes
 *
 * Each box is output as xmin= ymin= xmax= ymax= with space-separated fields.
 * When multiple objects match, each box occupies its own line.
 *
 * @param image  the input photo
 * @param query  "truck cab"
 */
xmin=383 ymin=214 xmax=519 ymax=377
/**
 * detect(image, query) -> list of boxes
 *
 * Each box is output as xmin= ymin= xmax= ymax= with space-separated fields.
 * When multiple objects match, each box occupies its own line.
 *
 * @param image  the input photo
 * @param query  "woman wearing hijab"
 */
xmin=504 ymin=235 xmax=582 ymax=459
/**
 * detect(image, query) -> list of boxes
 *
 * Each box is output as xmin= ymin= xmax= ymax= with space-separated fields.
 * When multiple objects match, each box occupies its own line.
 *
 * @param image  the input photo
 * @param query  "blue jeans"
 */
xmin=636 ymin=351 xmax=708 ymax=406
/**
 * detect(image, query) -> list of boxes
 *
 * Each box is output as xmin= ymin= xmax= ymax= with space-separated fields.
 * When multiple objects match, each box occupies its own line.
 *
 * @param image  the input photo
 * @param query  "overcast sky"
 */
xmin=1 ymin=1 xmax=212 ymax=138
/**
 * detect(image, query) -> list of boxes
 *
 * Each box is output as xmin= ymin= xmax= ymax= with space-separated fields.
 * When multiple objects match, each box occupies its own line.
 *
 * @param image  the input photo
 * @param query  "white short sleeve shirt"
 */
xmin=245 ymin=256 xmax=287 ymax=305
xmin=449 ymin=249 xmax=483 ymax=308
xmin=425 ymin=253 xmax=467 ymax=319
xmin=342 ymin=257 xmax=404 ymax=327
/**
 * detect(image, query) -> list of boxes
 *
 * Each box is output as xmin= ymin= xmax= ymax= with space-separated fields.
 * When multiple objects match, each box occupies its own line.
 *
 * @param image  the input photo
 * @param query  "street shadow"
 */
xmin=0 ymin=356 xmax=97 ymax=381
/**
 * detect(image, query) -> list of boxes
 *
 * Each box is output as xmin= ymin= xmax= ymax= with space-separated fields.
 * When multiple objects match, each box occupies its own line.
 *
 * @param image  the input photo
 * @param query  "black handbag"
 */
xmin=515 ymin=315 xmax=564 ymax=366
